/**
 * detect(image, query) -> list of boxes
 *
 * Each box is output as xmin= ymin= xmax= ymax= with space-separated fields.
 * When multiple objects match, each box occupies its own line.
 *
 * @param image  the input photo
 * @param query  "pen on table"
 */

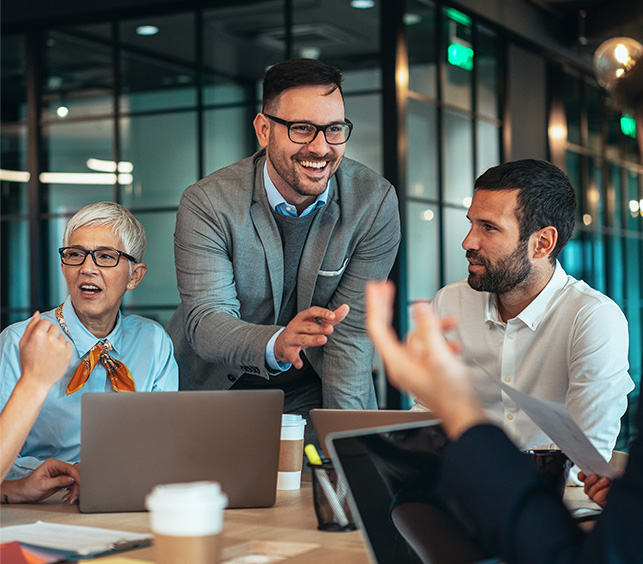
xmin=305 ymin=444 xmax=350 ymax=527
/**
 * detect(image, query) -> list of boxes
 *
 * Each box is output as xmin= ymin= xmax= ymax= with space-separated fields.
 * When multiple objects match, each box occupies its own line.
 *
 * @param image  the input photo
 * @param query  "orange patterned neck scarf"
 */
xmin=55 ymin=303 xmax=136 ymax=395
xmin=66 ymin=340 xmax=136 ymax=395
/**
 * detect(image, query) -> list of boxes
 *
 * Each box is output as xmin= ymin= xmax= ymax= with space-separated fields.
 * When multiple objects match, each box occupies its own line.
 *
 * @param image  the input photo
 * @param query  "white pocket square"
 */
xmin=318 ymin=257 xmax=350 ymax=277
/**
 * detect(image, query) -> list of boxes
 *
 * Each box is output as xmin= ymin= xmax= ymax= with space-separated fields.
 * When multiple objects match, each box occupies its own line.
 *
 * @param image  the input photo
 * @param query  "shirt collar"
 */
xmin=263 ymin=162 xmax=328 ymax=218
xmin=61 ymin=295 xmax=124 ymax=356
xmin=484 ymin=261 xmax=567 ymax=331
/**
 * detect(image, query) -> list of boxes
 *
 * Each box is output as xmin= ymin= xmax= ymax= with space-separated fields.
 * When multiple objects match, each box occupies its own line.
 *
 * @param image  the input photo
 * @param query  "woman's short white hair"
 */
xmin=63 ymin=202 xmax=146 ymax=263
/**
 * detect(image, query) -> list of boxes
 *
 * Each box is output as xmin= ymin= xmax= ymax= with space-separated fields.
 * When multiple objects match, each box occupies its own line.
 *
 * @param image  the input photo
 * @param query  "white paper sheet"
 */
xmin=0 ymin=521 xmax=152 ymax=556
xmin=476 ymin=363 xmax=619 ymax=479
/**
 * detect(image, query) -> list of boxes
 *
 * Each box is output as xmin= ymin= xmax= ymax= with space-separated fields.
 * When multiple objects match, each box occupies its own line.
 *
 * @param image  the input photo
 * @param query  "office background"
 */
xmin=1 ymin=0 xmax=642 ymax=447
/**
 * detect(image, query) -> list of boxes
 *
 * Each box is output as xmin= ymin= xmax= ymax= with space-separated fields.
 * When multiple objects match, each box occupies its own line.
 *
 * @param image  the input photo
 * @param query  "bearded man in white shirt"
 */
xmin=418 ymin=159 xmax=633 ymax=474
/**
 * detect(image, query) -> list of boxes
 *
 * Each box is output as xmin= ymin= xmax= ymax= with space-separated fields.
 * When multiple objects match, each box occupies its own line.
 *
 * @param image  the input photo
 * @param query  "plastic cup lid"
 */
xmin=281 ymin=413 xmax=307 ymax=426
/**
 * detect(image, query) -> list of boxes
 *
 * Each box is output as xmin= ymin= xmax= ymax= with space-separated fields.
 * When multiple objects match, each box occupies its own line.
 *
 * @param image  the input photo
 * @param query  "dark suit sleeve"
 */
xmin=438 ymin=414 xmax=643 ymax=564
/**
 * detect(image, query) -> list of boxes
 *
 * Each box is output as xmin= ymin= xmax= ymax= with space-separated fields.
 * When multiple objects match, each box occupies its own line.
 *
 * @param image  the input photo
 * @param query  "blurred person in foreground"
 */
xmin=0 ymin=202 xmax=178 ymax=500
xmin=367 ymin=280 xmax=643 ymax=564
xmin=0 ymin=313 xmax=78 ymax=503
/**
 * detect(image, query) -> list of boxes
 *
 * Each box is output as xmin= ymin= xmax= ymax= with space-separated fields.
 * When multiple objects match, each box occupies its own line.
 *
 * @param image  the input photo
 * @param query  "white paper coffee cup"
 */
xmin=277 ymin=414 xmax=306 ymax=490
xmin=146 ymin=481 xmax=227 ymax=564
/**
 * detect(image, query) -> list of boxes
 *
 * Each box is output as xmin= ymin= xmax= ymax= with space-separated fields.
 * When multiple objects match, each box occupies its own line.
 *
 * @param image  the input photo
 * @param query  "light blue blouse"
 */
xmin=0 ymin=296 xmax=178 ymax=479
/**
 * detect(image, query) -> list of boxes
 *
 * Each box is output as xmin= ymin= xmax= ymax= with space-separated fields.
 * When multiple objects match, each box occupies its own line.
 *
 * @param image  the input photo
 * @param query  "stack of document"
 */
xmin=0 ymin=521 xmax=151 ymax=563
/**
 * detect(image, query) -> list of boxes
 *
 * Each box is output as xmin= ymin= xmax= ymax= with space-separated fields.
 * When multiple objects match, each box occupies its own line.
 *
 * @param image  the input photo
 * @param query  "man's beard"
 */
xmin=269 ymin=147 xmax=340 ymax=197
xmin=467 ymin=238 xmax=532 ymax=294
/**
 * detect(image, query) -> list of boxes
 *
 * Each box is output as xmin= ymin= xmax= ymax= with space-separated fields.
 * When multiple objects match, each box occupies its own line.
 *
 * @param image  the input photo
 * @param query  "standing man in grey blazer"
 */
xmin=167 ymin=59 xmax=401 ymax=431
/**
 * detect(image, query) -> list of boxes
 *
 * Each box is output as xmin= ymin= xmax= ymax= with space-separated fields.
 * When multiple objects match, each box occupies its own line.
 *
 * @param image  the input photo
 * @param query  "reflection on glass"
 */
xmin=608 ymin=163 xmax=623 ymax=229
xmin=407 ymin=0 xmax=437 ymax=99
xmin=120 ymin=112 xmax=198 ymax=208
xmin=47 ymin=216 xmax=71 ymax=308
xmin=606 ymin=234 xmax=624 ymax=307
xmin=43 ymin=27 xmax=113 ymax=120
xmin=203 ymin=2 xmax=285 ymax=90
xmin=564 ymin=150 xmax=583 ymax=224
xmin=587 ymin=85 xmax=602 ymax=151
xmin=625 ymin=169 xmax=642 ymax=230
xmin=443 ymin=109 xmax=473 ymax=205
xmin=1 ymin=124 xmax=29 ymax=214
xmin=443 ymin=206 xmax=470 ymax=285
xmin=606 ymin=106 xmax=622 ymax=161
xmin=624 ymin=123 xmax=640 ymax=164
xmin=204 ymin=82 xmax=251 ymax=106
xmin=205 ymin=107 xmax=253 ymax=174
xmin=344 ymin=93 xmax=382 ymax=174
xmin=1 ymin=220 xmax=30 ymax=312
xmin=563 ymin=71 xmax=582 ymax=146
xmin=476 ymin=120 xmax=499 ymax=177
xmin=406 ymin=202 xmax=439 ymax=301
xmin=120 ymin=13 xmax=196 ymax=113
xmin=121 ymin=13 xmax=194 ymax=61
xmin=587 ymin=156 xmax=604 ymax=225
xmin=591 ymin=232 xmax=606 ymax=294
xmin=2 ymin=34 xmax=27 ymax=122
xmin=122 ymin=211 xmax=180 ymax=308
xmin=293 ymin=0 xmax=379 ymax=73
xmin=441 ymin=7 xmax=472 ymax=112
xmin=407 ymin=98 xmax=438 ymax=198
xmin=625 ymin=169 xmax=643 ymax=231
xmin=42 ymin=120 xmax=115 ymax=213
xmin=476 ymin=25 xmax=499 ymax=120
xmin=624 ymin=236 xmax=642 ymax=397
xmin=559 ymin=236 xmax=583 ymax=280
xmin=342 ymin=68 xmax=381 ymax=93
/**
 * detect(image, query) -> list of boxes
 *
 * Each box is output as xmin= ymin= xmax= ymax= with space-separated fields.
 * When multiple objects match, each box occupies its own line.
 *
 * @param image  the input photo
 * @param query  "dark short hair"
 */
xmin=474 ymin=159 xmax=576 ymax=263
xmin=262 ymin=58 xmax=344 ymax=113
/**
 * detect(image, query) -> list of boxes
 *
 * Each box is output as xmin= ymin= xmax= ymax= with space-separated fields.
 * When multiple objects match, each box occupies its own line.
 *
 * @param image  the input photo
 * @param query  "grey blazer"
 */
xmin=166 ymin=150 xmax=400 ymax=409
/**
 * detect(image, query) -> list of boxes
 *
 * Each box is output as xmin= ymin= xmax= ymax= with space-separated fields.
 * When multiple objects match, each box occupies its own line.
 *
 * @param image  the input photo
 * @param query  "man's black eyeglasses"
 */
xmin=264 ymin=114 xmax=353 ymax=145
xmin=59 ymin=247 xmax=137 ymax=268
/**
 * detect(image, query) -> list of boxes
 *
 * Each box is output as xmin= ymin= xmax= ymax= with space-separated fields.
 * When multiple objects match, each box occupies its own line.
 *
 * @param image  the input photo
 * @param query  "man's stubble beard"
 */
xmin=467 ymin=238 xmax=532 ymax=294
xmin=268 ymin=146 xmax=342 ymax=198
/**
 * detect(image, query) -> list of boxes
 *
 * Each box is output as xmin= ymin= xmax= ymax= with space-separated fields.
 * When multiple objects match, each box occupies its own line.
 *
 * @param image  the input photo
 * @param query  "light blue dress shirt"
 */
xmin=263 ymin=163 xmax=329 ymax=218
xmin=262 ymin=164 xmax=329 ymax=371
xmin=0 ymin=296 xmax=179 ymax=479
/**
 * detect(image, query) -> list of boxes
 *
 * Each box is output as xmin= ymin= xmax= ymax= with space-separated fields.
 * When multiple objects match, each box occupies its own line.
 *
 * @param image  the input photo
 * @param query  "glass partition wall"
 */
xmin=557 ymin=68 xmax=643 ymax=443
xmin=1 ymin=1 xmax=641 ymax=438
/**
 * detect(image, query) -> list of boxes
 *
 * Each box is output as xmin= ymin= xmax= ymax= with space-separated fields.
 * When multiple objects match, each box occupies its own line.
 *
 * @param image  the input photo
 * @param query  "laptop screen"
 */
xmin=328 ymin=421 xmax=500 ymax=564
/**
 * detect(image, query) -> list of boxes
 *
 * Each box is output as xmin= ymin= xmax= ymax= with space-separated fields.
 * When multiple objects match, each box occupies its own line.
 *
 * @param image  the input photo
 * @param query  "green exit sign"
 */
xmin=448 ymin=42 xmax=473 ymax=71
xmin=621 ymin=115 xmax=637 ymax=138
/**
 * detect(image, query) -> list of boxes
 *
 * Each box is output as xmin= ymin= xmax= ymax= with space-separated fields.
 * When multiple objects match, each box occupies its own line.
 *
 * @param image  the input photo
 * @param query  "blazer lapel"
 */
xmin=250 ymin=160 xmax=284 ymax=322
xmin=298 ymin=177 xmax=340 ymax=308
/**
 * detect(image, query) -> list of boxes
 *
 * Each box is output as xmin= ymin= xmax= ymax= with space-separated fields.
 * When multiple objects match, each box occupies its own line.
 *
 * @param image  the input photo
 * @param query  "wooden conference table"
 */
xmin=0 ymin=475 xmax=371 ymax=564
xmin=0 ymin=478 xmax=599 ymax=563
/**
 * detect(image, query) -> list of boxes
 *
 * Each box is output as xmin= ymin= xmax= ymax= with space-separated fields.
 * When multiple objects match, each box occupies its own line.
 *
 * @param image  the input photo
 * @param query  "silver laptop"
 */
xmin=310 ymin=408 xmax=438 ymax=455
xmin=80 ymin=390 xmax=284 ymax=513
xmin=327 ymin=421 xmax=500 ymax=564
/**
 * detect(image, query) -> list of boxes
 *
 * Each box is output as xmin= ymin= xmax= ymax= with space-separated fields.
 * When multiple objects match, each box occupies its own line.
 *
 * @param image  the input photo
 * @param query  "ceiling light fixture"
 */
xmin=593 ymin=37 xmax=643 ymax=91
xmin=404 ymin=13 xmax=421 ymax=26
xmin=350 ymin=0 xmax=375 ymax=9
xmin=86 ymin=158 xmax=134 ymax=173
xmin=136 ymin=25 xmax=159 ymax=36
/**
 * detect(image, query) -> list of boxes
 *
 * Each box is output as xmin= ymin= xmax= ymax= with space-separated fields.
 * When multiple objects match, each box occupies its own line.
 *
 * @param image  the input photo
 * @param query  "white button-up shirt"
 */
xmin=427 ymin=262 xmax=633 ymax=464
